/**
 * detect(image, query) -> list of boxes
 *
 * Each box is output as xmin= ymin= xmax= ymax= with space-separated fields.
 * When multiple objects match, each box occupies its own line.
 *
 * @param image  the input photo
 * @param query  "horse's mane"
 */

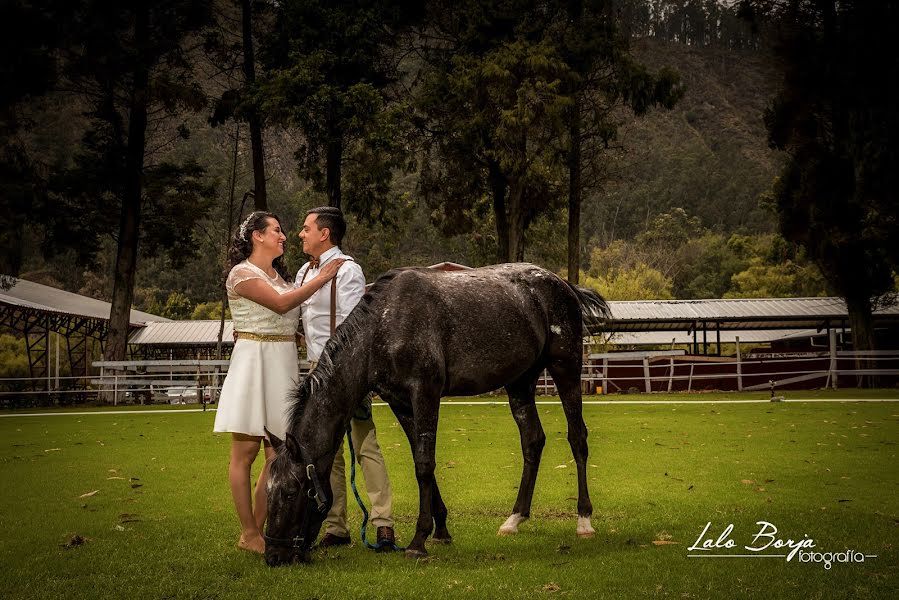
xmin=286 ymin=268 xmax=408 ymax=431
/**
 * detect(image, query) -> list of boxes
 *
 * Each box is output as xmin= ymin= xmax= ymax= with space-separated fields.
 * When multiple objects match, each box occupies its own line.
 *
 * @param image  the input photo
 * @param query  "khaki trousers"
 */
xmin=307 ymin=361 xmax=394 ymax=536
xmin=325 ymin=416 xmax=394 ymax=536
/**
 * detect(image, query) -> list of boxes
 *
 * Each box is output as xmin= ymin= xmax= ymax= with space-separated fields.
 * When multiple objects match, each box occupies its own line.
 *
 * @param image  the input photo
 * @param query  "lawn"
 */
xmin=1 ymin=392 xmax=897 ymax=599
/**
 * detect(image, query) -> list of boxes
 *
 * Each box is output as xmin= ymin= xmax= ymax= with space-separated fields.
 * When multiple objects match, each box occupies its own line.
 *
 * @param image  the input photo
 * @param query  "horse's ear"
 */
xmin=266 ymin=427 xmax=283 ymax=451
xmin=285 ymin=432 xmax=302 ymax=462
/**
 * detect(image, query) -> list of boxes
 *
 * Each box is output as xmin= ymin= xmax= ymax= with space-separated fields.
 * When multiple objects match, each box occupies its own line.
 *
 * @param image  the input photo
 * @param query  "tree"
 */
xmin=559 ymin=0 xmax=682 ymax=282
xmin=673 ymin=233 xmax=749 ymax=298
xmin=416 ymin=3 xmax=578 ymax=262
xmin=749 ymin=1 xmax=899 ymax=382
xmin=42 ymin=1 xmax=217 ymax=361
xmin=416 ymin=0 xmax=681 ymax=265
xmin=191 ymin=301 xmax=231 ymax=320
xmin=240 ymin=0 xmax=268 ymax=210
xmin=725 ymin=257 xmax=827 ymax=298
xmin=206 ymin=0 xmax=273 ymax=211
xmin=581 ymin=263 xmax=674 ymax=300
xmin=257 ymin=0 xmax=420 ymax=218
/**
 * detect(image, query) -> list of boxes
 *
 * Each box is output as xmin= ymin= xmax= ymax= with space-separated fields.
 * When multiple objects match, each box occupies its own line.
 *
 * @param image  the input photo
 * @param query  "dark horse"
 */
xmin=263 ymin=263 xmax=609 ymax=565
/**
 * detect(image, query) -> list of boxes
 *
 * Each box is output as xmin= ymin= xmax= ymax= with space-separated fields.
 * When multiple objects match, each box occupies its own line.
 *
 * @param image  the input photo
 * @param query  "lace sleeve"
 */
xmin=226 ymin=264 xmax=264 ymax=296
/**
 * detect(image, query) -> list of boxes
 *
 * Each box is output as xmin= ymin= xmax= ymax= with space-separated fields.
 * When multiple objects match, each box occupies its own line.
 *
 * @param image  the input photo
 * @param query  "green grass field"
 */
xmin=1 ymin=391 xmax=897 ymax=599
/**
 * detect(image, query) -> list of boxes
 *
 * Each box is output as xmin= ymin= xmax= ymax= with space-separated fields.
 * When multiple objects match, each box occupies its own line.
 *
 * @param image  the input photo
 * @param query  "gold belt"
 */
xmin=235 ymin=331 xmax=295 ymax=343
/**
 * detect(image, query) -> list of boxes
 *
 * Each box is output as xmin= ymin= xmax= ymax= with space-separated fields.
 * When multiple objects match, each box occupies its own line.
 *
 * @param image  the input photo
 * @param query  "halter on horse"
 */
xmin=264 ymin=263 xmax=609 ymax=565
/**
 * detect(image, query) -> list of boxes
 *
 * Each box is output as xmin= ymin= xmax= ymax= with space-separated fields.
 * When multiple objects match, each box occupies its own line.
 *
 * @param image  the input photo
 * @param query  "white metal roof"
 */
xmin=605 ymin=297 xmax=899 ymax=331
xmin=602 ymin=329 xmax=821 ymax=346
xmin=0 ymin=276 xmax=169 ymax=326
xmin=128 ymin=320 xmax=234 ymax=345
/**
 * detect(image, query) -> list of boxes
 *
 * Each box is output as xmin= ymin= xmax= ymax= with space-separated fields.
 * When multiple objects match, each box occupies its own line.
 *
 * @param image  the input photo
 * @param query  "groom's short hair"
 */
xmin=307 ymin=206 xmax=346 ymax=247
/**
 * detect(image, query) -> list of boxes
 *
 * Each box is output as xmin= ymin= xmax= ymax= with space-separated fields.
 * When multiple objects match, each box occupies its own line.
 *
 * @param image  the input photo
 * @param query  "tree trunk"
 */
xmin=489 ymin=160 xmax=510 ymax=262
xmin=506 ymin=184 xmax=527 ymax=262
xmin=326 ymin=134 xmax=342 ymax=208
xmin=567 ymin=96 xmax=582 ymax=283
xmin=845 ymin=292 xmax=877 ymax=388
xmin=104 ymin=4 xmax=150 ymax=363
xmin=241 ymin=0 xmax=267 ymax=210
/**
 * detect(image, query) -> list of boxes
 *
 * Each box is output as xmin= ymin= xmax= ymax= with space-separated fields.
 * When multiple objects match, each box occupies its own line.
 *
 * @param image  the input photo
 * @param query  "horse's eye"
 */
xmin=284 ymin=490 xmax=297 ymax=500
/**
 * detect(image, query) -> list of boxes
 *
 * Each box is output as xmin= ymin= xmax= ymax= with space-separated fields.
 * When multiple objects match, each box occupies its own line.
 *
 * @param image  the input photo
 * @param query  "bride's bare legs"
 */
xmin=229 ymin=433 xmax=265 ymax=553
xmin=254 ymin=442 xmax=275 ymax=532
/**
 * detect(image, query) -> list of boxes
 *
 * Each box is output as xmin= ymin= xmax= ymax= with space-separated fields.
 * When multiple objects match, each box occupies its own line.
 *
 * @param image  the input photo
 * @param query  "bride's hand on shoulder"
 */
xmin=319 ymin=258 xmax=347 ymax=280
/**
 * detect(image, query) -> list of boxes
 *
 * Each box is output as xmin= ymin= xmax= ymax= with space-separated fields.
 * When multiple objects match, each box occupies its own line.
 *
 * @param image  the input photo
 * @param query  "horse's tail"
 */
xmin=562 ymin=280 xmax=611 ymax=331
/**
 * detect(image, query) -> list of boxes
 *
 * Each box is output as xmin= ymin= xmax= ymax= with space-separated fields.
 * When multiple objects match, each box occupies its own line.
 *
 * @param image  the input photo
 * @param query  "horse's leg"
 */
xmin=498 ymin=371 xmax=545 ymax=536
xmin=391 ymin=402 xmax=440 ymax=558
xmin=393 ymin=409 xmax=452 ymax=543
xmin=429 ymin=474 xmax=452 ymax=543
xmin=548 ymin=360 xmax=595 ymax=538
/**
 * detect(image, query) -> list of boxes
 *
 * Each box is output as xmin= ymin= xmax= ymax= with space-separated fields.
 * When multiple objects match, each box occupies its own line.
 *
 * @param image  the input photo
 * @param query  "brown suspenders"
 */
xmin=298 ymin=260 xmax=341 ymax=336
xmin=330 ymin=274 xmax=337 ymax=336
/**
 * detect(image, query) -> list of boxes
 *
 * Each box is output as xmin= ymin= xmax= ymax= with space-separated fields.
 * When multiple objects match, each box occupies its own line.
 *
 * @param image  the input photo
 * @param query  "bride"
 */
xmin=213 ymin=210 xmax=344 ymax=554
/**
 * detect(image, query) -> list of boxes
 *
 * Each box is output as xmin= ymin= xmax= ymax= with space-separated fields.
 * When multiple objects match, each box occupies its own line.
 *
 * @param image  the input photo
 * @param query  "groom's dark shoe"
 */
xmin=376 ymin=526 xmax=396 ymax=552
xmin=318 ymin=533 xmax=351 ymax=548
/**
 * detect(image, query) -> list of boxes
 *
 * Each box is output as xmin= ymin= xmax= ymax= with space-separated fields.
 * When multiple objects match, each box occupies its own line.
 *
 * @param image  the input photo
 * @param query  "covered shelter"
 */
xmin=600 ymin=297 xmax=899 ymax=354
xmin=0 ymin=276 xmax=168 ymax=391
xmin=128 ymin=320 xmax=234 ymax=360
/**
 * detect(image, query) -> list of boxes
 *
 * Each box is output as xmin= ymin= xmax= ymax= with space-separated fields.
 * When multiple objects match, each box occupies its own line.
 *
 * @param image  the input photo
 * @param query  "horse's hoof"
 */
xmin=576 ymin=516 xmax=595 ymax=538
xmin=498 ymin=513 xmax=527 ymax=536
xmin=404 ymin=548 xmax=428 ymax=559
xmin=431 ymin=536 xmax=453 ymax=545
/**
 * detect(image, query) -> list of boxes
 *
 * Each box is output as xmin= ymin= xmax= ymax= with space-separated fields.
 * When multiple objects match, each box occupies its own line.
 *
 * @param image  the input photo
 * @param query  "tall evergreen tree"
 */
xmin=416 ymin=0 xmax=681 ymax=264
xmin=257 ymin=0 xmax=421 ymax=219
xmin=558 ymin=0 xmax=681 ymax=281
xmin=748 ymin=0 xmax=898 ymax=382
xmin=43 ymin=1 xmax=217 ymax=361
xmin=207 ymin=0 xmax=271 ymax=211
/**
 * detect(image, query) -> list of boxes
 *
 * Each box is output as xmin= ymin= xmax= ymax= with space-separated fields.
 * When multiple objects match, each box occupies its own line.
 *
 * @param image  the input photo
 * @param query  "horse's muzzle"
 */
xmin=265 ymin=546 xmax=310 ymax=567
xmin=264 ymin=532 xmax=313 ymax=567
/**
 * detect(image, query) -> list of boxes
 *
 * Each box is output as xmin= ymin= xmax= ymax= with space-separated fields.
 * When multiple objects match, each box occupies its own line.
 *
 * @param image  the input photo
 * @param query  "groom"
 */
xmin=294 ymin=206 xmax=396 ymax=549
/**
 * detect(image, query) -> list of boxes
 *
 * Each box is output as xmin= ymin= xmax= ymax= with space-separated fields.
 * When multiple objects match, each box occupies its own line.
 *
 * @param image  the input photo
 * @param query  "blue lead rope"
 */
xmin=346 ymin=426 xmax=404 ymax=552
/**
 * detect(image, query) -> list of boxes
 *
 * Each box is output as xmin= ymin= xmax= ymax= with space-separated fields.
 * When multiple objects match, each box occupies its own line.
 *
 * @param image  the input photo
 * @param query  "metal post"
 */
xmin=602 ymin=358 xmax=608 ymax=394
xmin=736 ymin=336 xmax=743 ymax=392
xmin=643 ymin=357 xmax=651 ymax=393
xmin=667 ymin=338 xmax=676 ymax=392
xmin=828 ymin=328 xmax=838 ymax=389
xmin=46 ymin=324 xmax=51 ymax=392
xmin=113 ymin=373 xmax=118 ymax=406
xmin=687 ymin=363 xmax=694 ymax=392
xmin=54 ymin=332 xmax=60 ymax=391
xmin=196 ymin=355 xmax=202 ymax=408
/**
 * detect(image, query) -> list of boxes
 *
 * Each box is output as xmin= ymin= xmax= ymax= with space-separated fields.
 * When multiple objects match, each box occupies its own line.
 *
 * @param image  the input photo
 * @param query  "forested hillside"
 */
xmin=585 ymin=37 xmax=782 ymax=245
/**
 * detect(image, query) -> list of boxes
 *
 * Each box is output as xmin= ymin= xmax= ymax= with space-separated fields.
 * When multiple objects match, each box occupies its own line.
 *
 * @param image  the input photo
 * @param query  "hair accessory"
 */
xmin=238 ymin=212 xmax=257 ymax=241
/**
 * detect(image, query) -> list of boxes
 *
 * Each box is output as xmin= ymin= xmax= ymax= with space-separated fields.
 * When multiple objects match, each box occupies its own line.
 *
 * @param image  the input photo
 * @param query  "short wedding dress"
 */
xmin=213 ymin=260 xmax=301 ymax=439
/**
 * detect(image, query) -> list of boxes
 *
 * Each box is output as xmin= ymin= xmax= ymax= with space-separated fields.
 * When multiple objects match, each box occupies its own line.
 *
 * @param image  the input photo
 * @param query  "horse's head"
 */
xmin=263 ymin=427 xmax=331 ymax=566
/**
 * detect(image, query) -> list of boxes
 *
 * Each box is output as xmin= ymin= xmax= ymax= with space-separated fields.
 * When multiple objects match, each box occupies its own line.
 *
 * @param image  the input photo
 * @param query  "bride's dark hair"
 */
xmin=226 ymin=211 xmax=290 ymax=280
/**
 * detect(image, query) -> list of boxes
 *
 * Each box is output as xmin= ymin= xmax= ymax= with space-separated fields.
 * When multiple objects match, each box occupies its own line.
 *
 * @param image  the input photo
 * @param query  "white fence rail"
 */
xmin=1 ymin=351 xmax=897 ymax=405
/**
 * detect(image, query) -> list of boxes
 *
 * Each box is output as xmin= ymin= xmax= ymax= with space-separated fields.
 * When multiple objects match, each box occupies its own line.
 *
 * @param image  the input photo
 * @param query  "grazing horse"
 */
xmin=263 ymin=263 xmax=609 ymax=565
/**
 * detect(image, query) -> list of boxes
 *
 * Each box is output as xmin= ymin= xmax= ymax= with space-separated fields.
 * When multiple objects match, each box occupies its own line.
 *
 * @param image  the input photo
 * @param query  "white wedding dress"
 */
xmin=213 ymin=260 xmax=301 ymax=439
